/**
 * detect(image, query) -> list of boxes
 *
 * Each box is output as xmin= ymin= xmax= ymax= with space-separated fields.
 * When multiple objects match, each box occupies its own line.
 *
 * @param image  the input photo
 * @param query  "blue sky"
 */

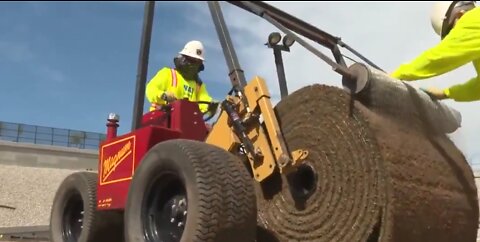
xmin=1 ymin=2 xmax=480 ymax=169
xmin=0 ymin=1 xmax=232 ymax=135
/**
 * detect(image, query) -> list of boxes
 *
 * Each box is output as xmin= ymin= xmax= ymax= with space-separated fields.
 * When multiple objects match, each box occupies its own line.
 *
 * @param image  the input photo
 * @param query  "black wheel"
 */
xmin=49 ymin=171 xmax=124 ymax=242
xmin=124 ymin=139 xmax=256 ymax=242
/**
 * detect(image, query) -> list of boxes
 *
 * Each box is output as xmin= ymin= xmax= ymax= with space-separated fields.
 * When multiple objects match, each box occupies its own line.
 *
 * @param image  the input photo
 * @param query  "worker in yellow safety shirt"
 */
xmin=146 ymin=40 xmax=217 ymax=114
xmin=390 ymin=1 xmax=480 ymax=101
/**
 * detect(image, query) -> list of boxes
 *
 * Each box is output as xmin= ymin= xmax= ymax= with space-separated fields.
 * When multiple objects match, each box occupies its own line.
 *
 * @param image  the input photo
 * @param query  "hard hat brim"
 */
xmin=179 ymin=51 xmax=205 ymax=61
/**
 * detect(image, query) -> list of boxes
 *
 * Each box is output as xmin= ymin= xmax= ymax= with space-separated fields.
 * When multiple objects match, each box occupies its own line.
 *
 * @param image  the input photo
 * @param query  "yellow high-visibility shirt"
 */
xmin=390 ymin=7 xmax=480 ymax=102
xmin=146 ymin=67 xmax=213 ymax=112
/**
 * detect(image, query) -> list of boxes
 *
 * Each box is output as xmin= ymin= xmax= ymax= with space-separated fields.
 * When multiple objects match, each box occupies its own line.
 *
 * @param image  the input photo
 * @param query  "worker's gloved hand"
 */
xmin=208 ymin=101 xmax=220 ymax=113
xmin=420 ymin=87 xmax=448 ymax=100
xmin=161 ymin=92 xmax=177 ymax=103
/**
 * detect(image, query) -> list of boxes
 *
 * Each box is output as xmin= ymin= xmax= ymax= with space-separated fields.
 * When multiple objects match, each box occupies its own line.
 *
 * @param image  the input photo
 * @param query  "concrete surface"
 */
xmin=0 ymin=165 xmax=83 ymax=228
xmin=0 ymin=141 xmax=98 ymax=236
xmin=0 ymin=141 xmax=479 ymax=240
xmin=0 ymin=140 xmax=97 ymax=170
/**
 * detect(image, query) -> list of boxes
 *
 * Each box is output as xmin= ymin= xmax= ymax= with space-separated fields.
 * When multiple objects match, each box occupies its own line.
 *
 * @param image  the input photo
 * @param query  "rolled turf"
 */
xmin=255 ymin=84 xmax=478 ymax=242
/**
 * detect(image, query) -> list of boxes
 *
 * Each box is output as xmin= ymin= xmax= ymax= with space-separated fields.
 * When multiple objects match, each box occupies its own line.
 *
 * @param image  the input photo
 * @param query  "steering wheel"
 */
xmin=194 ymin=100 xmax=220 ymax=122
xmin=160 ymin=94 xmax=220 ymax=122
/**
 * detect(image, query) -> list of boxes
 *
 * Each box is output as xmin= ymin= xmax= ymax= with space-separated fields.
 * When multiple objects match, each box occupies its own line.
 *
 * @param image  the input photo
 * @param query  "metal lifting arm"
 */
xmin=208 ymin=1 xmax=252 ymax=113
xmin=206 ymin=1 xmax=309 ymax=181
xmin=131 ymin=1 xmax=155 ymax=131
xmin=227 ymin=1 xmax=385 ymax=72
xmin=208 ymin=1 xmax=248 ymax=93
xmin=228 ymin=1 xmax=338 ymax=49
xmin=238 ymin=1 xmax=355 ymax=79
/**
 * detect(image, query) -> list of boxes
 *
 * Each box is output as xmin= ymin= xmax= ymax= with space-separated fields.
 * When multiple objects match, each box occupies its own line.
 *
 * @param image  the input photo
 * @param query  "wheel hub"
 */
xmin=169 ymin=197 xmax=187 ymax=228
xmin=144 ymin=175 xmax=187 ymax=242
xmin=62 ymin=192 xmax=84 ymax=242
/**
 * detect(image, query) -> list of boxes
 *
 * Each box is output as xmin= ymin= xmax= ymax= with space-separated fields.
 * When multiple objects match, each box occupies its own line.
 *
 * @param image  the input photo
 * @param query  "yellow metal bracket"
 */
xmin=206 ymin=76 xmax=309 ymax=182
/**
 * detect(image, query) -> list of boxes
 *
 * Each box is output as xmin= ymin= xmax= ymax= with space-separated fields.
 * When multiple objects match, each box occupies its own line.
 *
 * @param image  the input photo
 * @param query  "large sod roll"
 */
xmin=255 ymin=84 xmax=478 ymax=242
xmin=342 ymin=63 xmax=462 ymax=135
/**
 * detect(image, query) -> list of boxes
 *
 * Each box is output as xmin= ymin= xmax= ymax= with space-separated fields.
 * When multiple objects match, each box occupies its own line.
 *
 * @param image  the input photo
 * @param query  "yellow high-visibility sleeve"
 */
xmin=146 ymin=67 xmax=177 ymax=111
xmin=444 ymin=61 xmax=480 ymax=101
xmin=390 ymin=7 xmax=480 ymax=101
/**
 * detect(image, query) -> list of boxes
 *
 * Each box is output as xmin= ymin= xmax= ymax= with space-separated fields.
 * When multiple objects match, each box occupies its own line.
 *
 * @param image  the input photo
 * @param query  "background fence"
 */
xmin=0 ymin=121 xmax=106 ymax=150
xmin=0 ymin=121 xmax=479 ymax=170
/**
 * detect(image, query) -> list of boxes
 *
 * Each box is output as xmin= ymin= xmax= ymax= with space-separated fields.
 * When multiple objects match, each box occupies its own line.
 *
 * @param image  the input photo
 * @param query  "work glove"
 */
xmin=161 ymin=92 xmax=177 ymax=103
xmin=420 ymin=87 xmax=448 ymax=100
xmin=208 ymin=101 xmax=220 ymax=114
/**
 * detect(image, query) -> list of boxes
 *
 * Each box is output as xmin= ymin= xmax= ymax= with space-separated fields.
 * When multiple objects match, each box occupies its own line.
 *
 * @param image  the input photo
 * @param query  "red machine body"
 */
xmin=96 ymin=100 xmax=209 ymax=210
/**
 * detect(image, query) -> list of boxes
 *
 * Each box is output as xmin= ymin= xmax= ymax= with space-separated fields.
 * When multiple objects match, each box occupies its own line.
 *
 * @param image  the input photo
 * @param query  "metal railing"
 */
xmin=2 ymin=120 xmax=479 ymax=170
xmin=0 ymin=121 xmax=106 ymax=150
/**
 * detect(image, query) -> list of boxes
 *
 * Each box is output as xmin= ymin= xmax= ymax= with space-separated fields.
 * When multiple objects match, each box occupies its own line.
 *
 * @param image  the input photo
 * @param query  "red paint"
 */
xmin=141 ymin=110 xmax=169 ymax=128
xmin=106 ymin=119 xmax=119 ymax=140
xmin=96 ymin=100 xmax=209 ymax=210
xmin=169 ymin=100 xmax=209 ymax=140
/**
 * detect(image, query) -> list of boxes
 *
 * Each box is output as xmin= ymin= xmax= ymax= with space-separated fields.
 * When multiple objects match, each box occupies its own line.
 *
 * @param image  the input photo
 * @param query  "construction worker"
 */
xmin=146 ymin=40 xmax=217 ymax=115
xmin=390 ymin=1 xmax=480 ymax=101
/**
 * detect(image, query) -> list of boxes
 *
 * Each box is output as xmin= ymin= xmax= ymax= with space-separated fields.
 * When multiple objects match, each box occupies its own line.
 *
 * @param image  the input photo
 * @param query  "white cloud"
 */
xmin=216 ymin=2 xmax=441 ymax=89
xmin=0 ymin=40 xmax=67 ymax=84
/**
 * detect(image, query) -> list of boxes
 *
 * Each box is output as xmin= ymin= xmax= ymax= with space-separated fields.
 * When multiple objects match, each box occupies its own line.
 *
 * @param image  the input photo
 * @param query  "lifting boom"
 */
xmin=130 ymin=1 xmax=387 ymax=133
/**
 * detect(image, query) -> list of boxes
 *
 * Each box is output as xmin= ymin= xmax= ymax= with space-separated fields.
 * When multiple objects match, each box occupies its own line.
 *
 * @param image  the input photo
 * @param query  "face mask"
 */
xmin=174 ymin=56 xmax=201 ymax=80
xmin=178 ymin=64 xmax=200 ymax=80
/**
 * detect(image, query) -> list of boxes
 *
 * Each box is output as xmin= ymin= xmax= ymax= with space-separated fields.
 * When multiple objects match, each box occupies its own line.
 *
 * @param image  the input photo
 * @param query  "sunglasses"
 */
xmin=183 ymin=55 xmax=203 ymax=65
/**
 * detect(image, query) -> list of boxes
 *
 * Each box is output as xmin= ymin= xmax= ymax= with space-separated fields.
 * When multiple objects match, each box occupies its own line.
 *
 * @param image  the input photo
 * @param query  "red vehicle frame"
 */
xmin=96 ymin=100 xmax=209 ymax=210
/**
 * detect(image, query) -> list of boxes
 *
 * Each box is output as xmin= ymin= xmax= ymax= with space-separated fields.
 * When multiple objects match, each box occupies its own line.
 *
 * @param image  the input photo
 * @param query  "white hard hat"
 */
xmin=430 ymin=1 xmax=453 ymax=36
xmin=179 ymin=40 xmax=205 ymax=61
xmin=430 ymin=1 xmax=476 ymax=38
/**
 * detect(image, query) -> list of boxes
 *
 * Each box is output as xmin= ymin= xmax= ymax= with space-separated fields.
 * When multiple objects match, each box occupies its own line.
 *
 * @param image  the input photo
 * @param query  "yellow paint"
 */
xmin=98 ymin=197 xmax=113 ymax=208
